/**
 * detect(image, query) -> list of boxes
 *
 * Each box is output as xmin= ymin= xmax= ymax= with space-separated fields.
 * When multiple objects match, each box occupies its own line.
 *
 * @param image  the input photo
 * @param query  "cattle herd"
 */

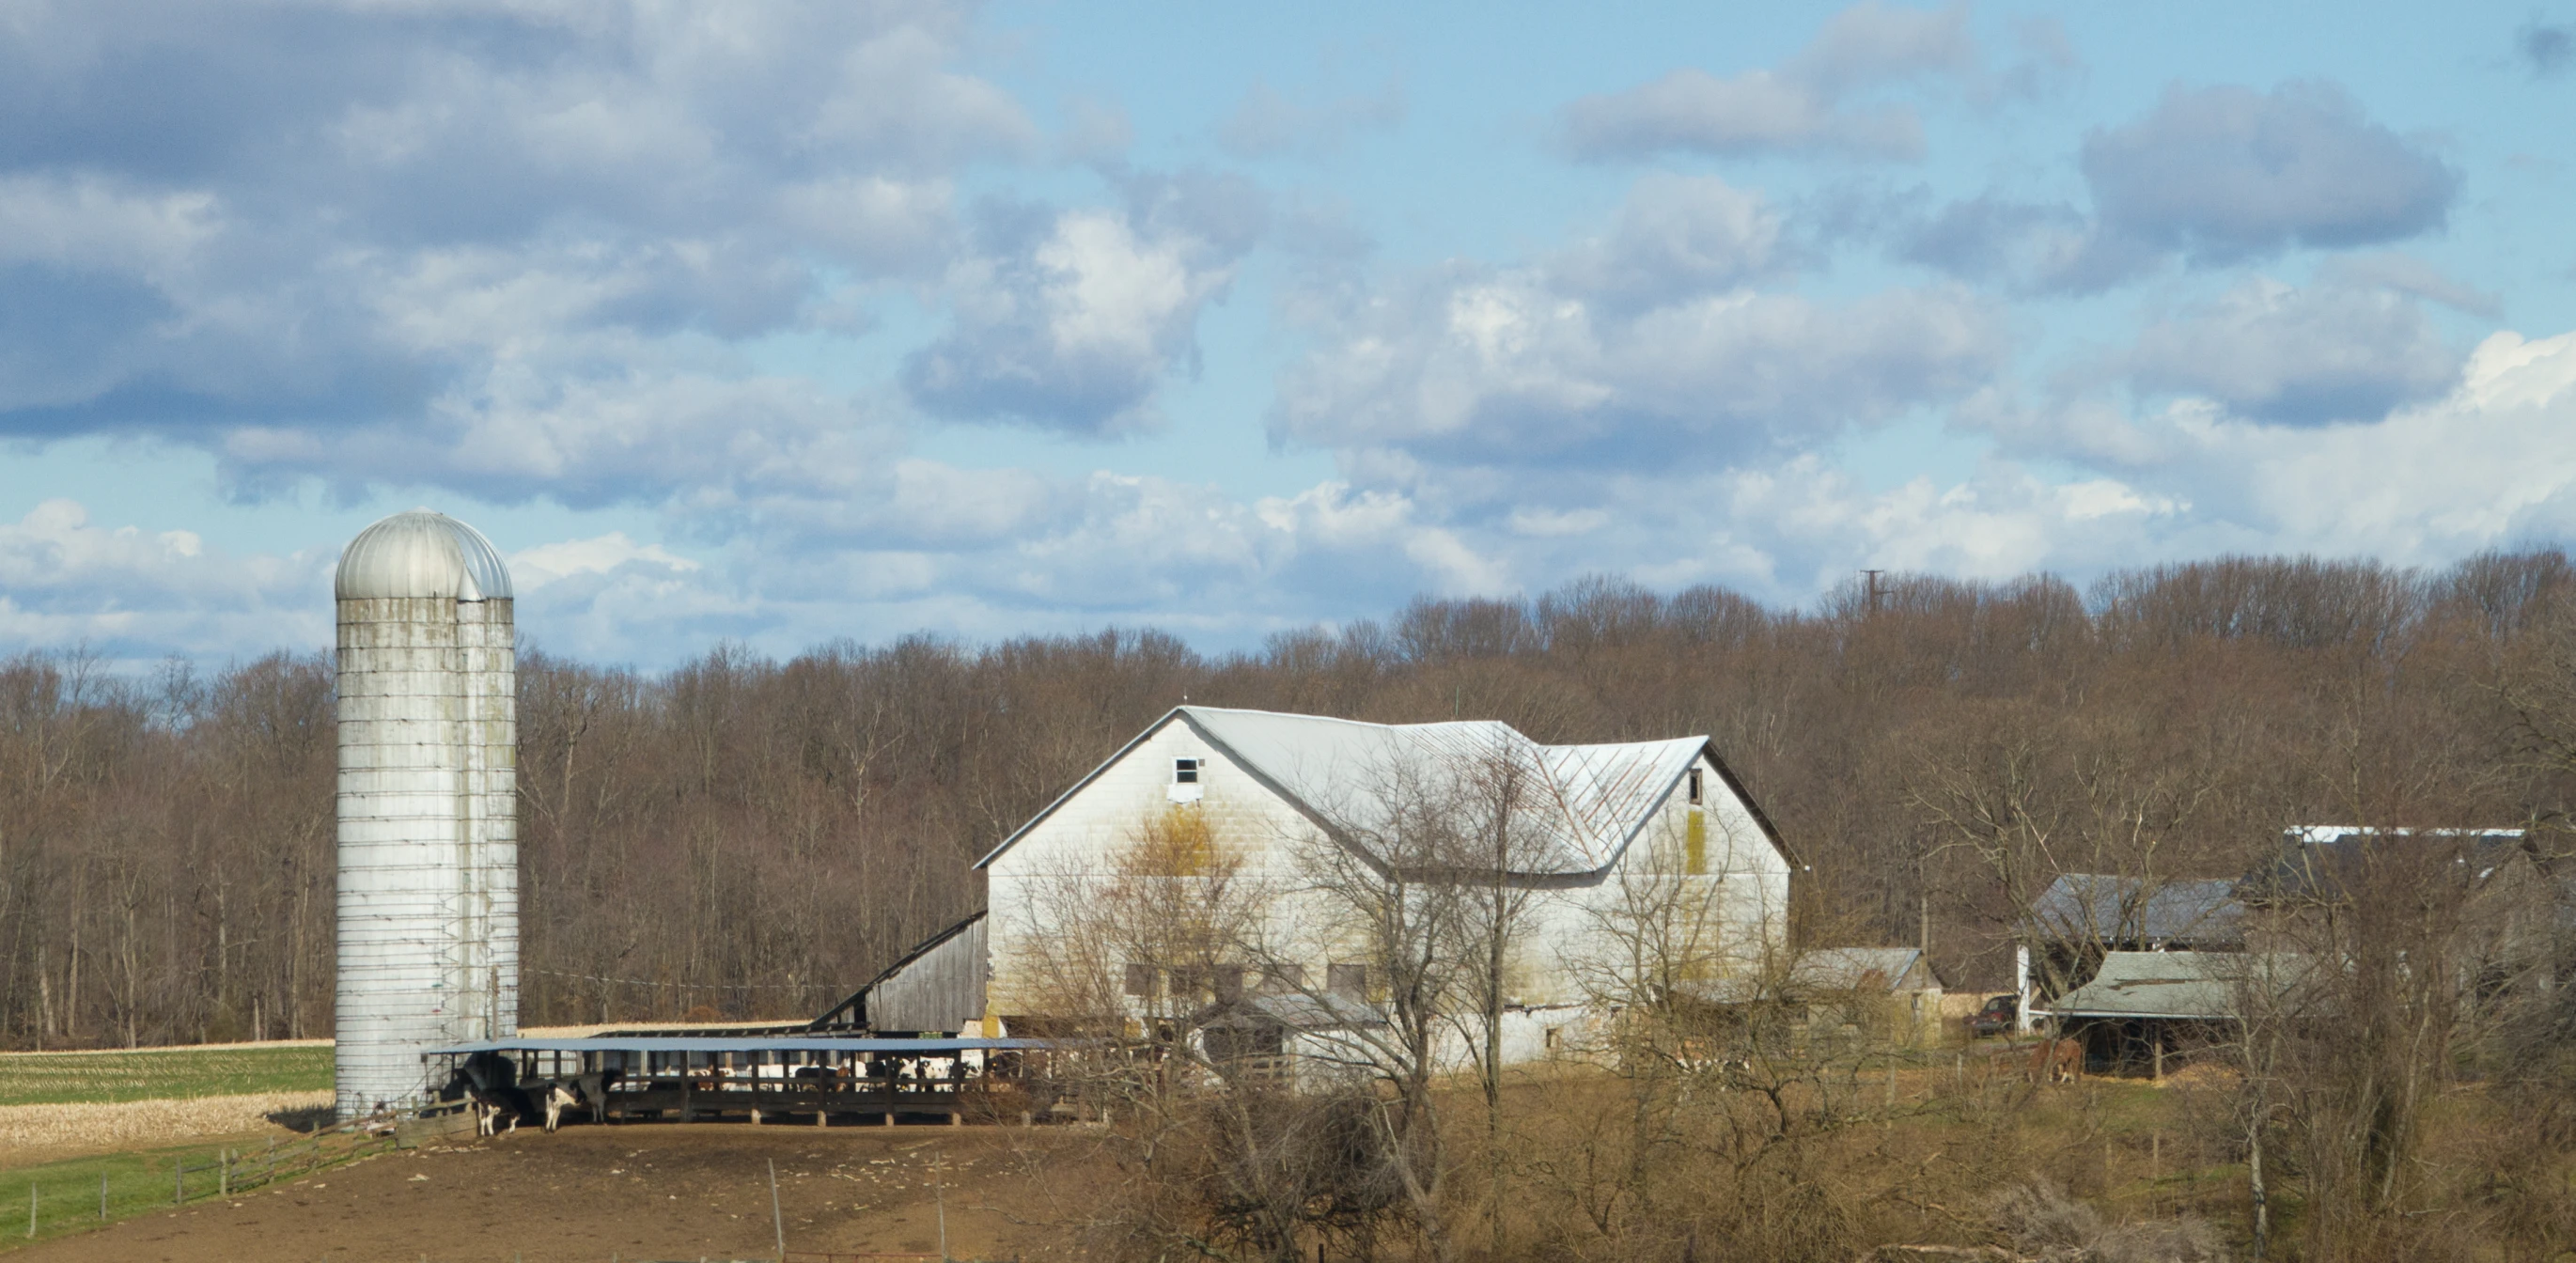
xmin=438 ymin=1051 xmax=984 ymax=1134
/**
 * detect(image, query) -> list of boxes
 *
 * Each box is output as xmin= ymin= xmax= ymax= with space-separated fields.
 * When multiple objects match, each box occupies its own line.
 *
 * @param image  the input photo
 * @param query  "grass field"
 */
xmin=0 ymin=1130 xmax=391 ymax=1254
xmin=0 ymin=1047 xmax=331 ymax=1109
xmin=0 ymin=1147 xmax=226 ymax=1250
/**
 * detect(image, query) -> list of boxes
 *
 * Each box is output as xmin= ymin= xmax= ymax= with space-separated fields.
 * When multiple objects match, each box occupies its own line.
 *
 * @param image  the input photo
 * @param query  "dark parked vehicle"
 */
xmin=1966 ymin=994 xmax=2019 ymax=1037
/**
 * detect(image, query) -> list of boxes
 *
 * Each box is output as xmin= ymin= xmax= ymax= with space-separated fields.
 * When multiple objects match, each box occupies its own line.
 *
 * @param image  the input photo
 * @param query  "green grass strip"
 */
xmin=0 ymin=1131 xmax=390 ymax=1253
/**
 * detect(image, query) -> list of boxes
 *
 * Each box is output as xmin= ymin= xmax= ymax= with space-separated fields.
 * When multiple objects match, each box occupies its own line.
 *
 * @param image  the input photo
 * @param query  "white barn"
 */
xmin=975 ymin=706 xmax=1799 ymax=1065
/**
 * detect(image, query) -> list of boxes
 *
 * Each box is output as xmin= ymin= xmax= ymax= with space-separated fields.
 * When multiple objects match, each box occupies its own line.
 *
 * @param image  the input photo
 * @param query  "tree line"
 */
xmin=4 ymin=549 xmax=2573 ymax=1051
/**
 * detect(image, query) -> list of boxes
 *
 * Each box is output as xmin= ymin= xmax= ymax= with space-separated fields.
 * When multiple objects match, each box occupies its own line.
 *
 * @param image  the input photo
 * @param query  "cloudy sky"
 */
xmin=4 ymin=1 xmax=2574 ymax=665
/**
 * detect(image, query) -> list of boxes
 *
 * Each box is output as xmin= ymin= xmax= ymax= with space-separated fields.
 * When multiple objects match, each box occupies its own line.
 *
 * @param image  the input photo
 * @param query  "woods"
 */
xmin=4 ymin=550 xmax=2574 ymax=1050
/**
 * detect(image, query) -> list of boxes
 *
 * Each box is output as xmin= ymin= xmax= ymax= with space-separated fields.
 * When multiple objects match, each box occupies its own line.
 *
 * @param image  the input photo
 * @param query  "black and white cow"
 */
xmin=447 ymin=1052 xmax=537 ymax=1136
xmin=540 ymin=1068 xmax=623 ymax=1130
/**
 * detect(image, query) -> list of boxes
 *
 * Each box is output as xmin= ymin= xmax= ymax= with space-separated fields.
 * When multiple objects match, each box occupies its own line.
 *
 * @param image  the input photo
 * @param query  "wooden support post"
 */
xmin=2152 ymin=1022 xmax=2165 ymax=1084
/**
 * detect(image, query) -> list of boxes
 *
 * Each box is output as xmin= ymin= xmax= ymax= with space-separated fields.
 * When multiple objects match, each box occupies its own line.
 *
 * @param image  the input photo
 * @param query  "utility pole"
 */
xmin=1862 ymin=569 xmax=1885 ymax=616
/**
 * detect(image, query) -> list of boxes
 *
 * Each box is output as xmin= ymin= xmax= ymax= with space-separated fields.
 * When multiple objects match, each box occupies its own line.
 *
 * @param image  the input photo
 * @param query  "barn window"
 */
xmin=1123 ymin=963 xmax=1155 ymax=998
xmin=1328 ymin=963 xmax=1367 ymax=998
xmin=1215 ymin=965 xmax=1247 ymax=1003
xmin=1687 ymin=768 xmax=1703 ymax=804
xmin=1174 ymin=757 xmax=1200 ymax=784
xmin=1260 ymin=964 xmax=1306 ymax=994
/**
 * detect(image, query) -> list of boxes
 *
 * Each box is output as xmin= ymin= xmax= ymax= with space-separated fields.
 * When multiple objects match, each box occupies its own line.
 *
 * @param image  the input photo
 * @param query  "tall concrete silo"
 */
xmin=333 ymin=509 xmax=518 ymax=1118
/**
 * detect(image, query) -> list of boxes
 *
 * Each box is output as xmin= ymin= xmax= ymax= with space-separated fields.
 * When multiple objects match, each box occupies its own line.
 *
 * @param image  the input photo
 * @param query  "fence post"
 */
xmin=175 ymin=1157 xmax=183 ymax=1206
xmin=27 ymin=1181 xmax=36 ymax=1239
xmin=769 ymin=1158 xmax=786 ymax=1263
xmin=100 ymin=1170 xmax=108 ymax=1221
xmin=219 ymin=1149 xmax=229 ymax=1197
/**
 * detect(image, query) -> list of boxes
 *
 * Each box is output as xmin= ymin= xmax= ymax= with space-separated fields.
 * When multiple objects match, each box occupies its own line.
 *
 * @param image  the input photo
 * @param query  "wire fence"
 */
xmin=3 ymin=1121 xmax=396 ymax=1246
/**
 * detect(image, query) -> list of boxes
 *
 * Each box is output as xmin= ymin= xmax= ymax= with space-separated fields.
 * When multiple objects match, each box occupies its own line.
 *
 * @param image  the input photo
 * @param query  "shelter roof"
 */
xmin=424 ymin=1037 xmax=1045 ymax=1055
xmin=2043 ymin=951 xmax=2307 ymax=1021
xmin=976 ymin=705 xmax=1793 ymax=877
xmin=2031 ymin=875 xmax=2244 ymax=946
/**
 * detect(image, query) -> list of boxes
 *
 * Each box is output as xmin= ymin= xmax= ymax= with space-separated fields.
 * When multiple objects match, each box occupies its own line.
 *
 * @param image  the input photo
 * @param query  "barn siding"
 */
xmin=869 ymin=914 xmax=990 ymax=1034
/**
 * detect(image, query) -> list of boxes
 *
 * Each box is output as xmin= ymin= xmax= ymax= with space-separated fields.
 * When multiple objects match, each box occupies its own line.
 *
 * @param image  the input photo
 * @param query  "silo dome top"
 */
xmin=335 ymin=509 xmax=513 ymax=601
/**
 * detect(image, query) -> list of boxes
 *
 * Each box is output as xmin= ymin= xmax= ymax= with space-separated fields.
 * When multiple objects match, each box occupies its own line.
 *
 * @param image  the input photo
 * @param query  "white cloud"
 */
xmin=1550 ymin=174 xmax=1789 ymax=308
xmin=1507 ymin=507 xmax=1612 ymax=538
xmin=1557 ymin=2 xmax=1975 ymax=161
xmin=1273 ymin=263 xmax=2000 ymax=466
xmin=508 ymin=532 xmax=699 ymax=590
xmin=0 ymin=499 xmax=326 ymax=660
xmin=0 ymin=175 xmax=220 ymax=275
xmin=903 ymin=203 xmax=1248 ymax=434
xmin=2081 ymin=81 xmax=2459 ymax=262
xmin=2151 ymin=328 xmax=2576 ymax=557
xmin=2119 ymin=275 xmax=2462 ymax=426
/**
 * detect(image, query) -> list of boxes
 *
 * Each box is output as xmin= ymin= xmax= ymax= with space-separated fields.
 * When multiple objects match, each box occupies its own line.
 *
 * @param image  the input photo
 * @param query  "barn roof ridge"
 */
xmin=975 ymin=705 xmax=1797 ymax=877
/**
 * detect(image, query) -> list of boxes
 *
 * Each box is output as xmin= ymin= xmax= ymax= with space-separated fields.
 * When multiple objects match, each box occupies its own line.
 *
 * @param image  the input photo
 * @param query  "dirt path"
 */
xmin=9 ymin=1124 xmax=1103 ymax=1263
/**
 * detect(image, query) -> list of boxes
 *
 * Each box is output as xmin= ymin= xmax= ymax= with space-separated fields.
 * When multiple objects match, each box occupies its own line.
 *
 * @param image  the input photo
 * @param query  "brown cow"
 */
xmin=2027 ymin=1037 xmax=2082 ymax=1085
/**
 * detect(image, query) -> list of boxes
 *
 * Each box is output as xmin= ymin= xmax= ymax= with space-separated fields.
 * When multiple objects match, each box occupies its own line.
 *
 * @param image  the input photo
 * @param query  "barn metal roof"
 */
xmin=2245 ymin=827 xmax=2531 ymax=902
xmin=974 ymin=706 xmax=1794 ymax=877
xmin=423 ymin=1037 xmax=1048 ymax=1055
xmin=2031 ymin=875 xmax=2244 ymax=946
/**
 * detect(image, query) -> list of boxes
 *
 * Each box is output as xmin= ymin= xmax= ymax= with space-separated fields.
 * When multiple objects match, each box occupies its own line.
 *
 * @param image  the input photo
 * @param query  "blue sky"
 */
xmin=3 ymin=0 xmax=2573 ymax=666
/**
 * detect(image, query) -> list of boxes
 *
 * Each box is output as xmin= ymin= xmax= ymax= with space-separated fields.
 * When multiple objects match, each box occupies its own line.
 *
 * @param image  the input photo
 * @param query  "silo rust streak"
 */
xmin=333 ymin=510 xmax=519 ymax=1120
